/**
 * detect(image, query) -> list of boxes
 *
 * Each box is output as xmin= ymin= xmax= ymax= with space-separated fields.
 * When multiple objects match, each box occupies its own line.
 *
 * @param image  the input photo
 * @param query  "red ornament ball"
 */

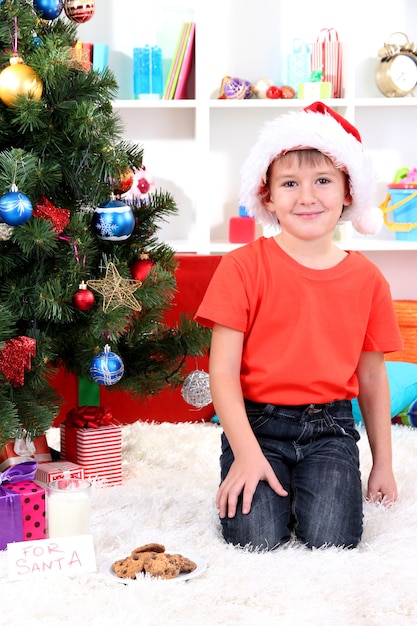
xmin=266 ymin=85 xmax=282 ymax=99
xmin=64 ymin=0 xmax=95 ymax=23
xmin=130 ymin=256 xmax=155 ymax=282
xmin=113 ymin=168 xmax=134 ymax=195
xmin=73 ymin=281 xmax=95 ymax=311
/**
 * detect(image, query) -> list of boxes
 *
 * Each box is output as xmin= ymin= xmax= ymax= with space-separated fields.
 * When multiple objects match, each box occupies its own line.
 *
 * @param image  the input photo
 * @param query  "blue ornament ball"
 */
xmin=92 ymin=198 xmax=135 ymax=242
xmin=33 ymin=0 xmax=63 ymax=20
xmin=0 ymin=185 xmax=32 ymax=226
xmin=90 ymin=345 xmax=124 ymax=386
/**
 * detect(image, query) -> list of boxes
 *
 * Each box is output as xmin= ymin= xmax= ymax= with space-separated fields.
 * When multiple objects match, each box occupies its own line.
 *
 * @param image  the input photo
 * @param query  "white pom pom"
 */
xmin=352 ymin=207 xmax=384 ymax=235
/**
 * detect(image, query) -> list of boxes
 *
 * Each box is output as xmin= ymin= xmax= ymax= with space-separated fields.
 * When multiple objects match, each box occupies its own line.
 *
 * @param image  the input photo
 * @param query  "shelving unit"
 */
xmin=80 ymin=0 xmax=417 ymax=298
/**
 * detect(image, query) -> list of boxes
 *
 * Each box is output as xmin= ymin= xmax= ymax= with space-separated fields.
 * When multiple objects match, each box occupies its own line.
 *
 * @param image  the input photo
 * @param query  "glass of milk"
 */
xmin=47 ymin=478 xmax=92 ymax=538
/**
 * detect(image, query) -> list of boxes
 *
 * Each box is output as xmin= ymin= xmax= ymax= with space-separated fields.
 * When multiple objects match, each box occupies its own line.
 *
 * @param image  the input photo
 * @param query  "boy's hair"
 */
xmin=264 ymin=148 xmax=336 ymax=183
xmin=239 ymin=102 xmax=382 ymax=235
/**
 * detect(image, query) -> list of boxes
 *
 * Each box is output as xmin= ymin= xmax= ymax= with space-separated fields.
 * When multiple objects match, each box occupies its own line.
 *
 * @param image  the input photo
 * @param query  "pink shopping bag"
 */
xmin=311 ymin=28 xmax=342 ymax=98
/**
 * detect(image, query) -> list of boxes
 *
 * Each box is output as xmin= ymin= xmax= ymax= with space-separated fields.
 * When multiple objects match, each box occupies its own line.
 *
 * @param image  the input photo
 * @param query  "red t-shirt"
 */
xmin=195 ymin=237 xmax=403 ymax=405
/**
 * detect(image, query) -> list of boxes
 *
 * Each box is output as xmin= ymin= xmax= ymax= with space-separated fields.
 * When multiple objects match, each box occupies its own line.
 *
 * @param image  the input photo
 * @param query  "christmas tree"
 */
xmin=0 ymin=0 xmax=210 ymax=448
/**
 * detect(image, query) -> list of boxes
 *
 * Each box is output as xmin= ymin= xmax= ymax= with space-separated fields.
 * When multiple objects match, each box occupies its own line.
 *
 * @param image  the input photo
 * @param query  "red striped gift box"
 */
xmin=60 ymin=424 xmax=122 ymax=486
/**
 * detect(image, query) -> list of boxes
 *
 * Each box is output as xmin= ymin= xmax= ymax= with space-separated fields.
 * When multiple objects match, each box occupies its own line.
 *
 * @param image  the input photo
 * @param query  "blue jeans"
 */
xmin=219 ymin=399 xmax=363 ymax=550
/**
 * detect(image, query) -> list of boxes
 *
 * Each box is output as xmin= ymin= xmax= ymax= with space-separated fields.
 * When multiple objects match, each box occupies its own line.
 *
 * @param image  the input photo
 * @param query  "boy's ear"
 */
xmin=263 ymin=196 xmax=276 ymax=214
xmin=344 ymin=182 xmax=353 ymax=207
xmin=259 ymin=182 xmax=275 ymax=213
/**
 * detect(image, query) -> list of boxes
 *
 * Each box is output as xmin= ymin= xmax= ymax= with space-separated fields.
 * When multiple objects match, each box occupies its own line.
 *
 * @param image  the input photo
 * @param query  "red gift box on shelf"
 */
xmin=0 ymin=433 xmax=51 ymax=472
xmin=60 ymin=406 xmax=122 ymax=486
xmin=35 ymin=461 xmax=85 ymax=488
xmin=0 ymin=461 xmax=46 ymax=550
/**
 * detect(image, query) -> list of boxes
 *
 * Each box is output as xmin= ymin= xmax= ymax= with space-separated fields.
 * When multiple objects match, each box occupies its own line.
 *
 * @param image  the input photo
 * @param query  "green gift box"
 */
xmin=298 ymin=82 xmax=332 ymax=99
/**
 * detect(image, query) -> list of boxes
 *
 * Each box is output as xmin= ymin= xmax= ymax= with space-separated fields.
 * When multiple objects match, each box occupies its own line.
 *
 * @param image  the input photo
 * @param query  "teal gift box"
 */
xmin=284 ymin=39 xmax=311 ymax=96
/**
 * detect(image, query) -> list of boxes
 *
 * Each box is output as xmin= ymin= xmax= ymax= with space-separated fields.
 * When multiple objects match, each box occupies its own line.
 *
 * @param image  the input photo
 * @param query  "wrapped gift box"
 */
xmin=35 ymin=461 xmax=85 ymax=488
xmin=284 ymin=38 xmax=311 ymax=96
xmin=60 ymin=422 xmax=122 ymax=486
xmin=0 ymin=462 xmax=46 ymax=550
xmin=298 ymin=81 xmax=332 ymax=99
xmin=0 ymin=434 xmax=51 ymax=472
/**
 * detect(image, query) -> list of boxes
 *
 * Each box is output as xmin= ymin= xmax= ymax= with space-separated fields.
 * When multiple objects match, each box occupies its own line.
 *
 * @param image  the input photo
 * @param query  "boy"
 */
xmin=195 ymin=102 xmax=402 ymax=550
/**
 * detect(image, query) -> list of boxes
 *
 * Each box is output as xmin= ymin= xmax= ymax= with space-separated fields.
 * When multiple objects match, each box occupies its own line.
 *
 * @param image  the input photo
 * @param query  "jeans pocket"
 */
xmin=245 ymin=400 xmax=273 ymax=432
xmin=324 ymin=405 xmax=360 ymax=442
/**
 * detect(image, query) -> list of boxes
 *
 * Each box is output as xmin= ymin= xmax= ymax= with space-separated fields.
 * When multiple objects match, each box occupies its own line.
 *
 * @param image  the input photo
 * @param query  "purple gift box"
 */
xmin=0 ymin=461 xmax=46 ymax=551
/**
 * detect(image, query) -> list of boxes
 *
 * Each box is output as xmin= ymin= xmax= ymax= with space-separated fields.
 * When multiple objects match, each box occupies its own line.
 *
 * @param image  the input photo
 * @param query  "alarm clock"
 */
xmin=376 ymin=32 xmax=417 ymax=97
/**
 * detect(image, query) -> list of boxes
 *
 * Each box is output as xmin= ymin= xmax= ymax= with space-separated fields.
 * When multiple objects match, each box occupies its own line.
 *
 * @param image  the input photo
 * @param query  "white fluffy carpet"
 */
xmin=1 ymin=421 xmax=417 ymax=626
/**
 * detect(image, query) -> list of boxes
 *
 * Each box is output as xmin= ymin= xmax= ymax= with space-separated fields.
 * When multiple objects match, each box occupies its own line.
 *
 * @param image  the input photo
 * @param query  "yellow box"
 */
xmin=298 ymin=82 xmax=332 ymax=99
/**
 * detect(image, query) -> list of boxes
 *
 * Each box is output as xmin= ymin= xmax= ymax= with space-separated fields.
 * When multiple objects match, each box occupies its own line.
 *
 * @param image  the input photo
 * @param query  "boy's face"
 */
xmin=262 ymin=151 xmax=352 ymax=241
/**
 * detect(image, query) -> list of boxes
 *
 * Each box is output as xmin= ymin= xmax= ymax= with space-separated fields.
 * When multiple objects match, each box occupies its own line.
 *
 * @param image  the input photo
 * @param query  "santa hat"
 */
xmin=239 ymin=101 xmax=383 ymax=235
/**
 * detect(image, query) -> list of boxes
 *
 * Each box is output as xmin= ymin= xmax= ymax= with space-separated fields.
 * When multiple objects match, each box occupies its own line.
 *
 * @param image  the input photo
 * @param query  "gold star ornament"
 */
xmin=87 ymin=262 xmax=142 ymax=312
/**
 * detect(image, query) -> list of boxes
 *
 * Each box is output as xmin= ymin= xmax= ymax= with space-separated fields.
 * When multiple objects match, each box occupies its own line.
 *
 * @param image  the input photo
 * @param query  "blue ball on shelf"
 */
xmin=92 ymin=198 xmax=135 ymax=242
xmin=90 ymin=345 xmax=124 ymax=386
xmin=0 ymin=186 xmax=33 ymax=226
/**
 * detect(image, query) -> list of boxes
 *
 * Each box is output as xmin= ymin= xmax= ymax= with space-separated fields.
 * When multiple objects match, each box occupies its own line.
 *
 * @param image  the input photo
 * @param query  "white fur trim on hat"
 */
xmin=239 ymin=105 xmax=382 ymax=235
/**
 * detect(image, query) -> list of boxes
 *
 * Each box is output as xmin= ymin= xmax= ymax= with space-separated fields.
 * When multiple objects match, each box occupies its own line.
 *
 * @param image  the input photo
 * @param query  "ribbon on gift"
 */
xmin=0 ymin=461 xmax=37 ymax=550
xmin=65 ymin=405 xmax=113 ymax=429
xmin=0 ymin=460 xmax=37 ymax=486
xmin=14 ymin=433 xmax=36 ymax=457
xmin=309 ymin=70 xmax=324 ymax=82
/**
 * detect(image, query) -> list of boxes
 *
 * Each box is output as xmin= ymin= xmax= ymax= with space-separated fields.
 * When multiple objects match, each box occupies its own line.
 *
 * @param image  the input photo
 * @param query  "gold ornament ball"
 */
xmin=0 ymin=60 xmax=43 ymax=107
xmin=253 ymin=77 xmax=274 ymax=99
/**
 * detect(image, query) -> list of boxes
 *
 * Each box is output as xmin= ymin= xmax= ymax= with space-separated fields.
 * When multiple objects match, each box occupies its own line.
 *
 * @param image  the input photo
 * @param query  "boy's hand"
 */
xmin=216 ymin=452 xmax=288 ymax=518
xmin=367 ymin=465 xmax=398 ymax=504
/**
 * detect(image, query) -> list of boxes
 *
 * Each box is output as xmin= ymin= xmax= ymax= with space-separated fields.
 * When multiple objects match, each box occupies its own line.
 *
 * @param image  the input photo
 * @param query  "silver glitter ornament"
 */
xmin=181 ymin=370 xmax=212 ymax=408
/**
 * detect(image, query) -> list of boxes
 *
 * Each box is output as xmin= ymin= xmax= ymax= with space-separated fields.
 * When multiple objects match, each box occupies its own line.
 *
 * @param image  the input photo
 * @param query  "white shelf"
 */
xmin=113 ymin=99 xmax=197 ymax=109
xmin=208 ymin=98 xmax=351 ymax=109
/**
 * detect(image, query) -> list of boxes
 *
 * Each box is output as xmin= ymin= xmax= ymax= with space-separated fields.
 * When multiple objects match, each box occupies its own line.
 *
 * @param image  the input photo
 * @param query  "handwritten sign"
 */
xmin=7 ymin=534 xmax=97 ymax=581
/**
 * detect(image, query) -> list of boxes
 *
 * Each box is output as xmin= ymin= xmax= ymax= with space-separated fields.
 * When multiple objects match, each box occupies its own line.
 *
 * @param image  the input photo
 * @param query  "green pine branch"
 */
xmin=0 ymin=2 xmax=211 ymax=444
